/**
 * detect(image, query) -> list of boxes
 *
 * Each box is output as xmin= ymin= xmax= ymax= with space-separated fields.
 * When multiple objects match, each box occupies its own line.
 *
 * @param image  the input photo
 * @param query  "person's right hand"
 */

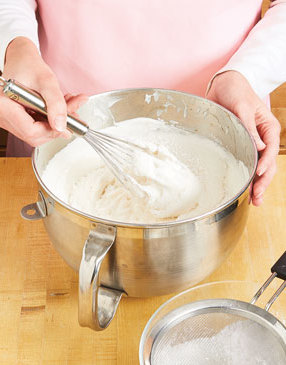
xmin=0 ymin=36 xmax=87 ymax=146
xmin=207 ymin=71 xmax=280 ymax=207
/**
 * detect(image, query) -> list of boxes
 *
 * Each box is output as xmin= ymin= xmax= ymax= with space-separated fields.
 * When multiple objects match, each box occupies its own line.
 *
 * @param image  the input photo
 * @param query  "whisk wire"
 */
xmin=85 ymin=135 xmax=131 ymax=169
xmin=90 ymin=129 xmax=146 ymax=156
xmin=86 ymin=139 xmax=125 ymax=184
xmin=84 ymin=134 xmax=144 ymax=197
xmin=87 ymin=131 xmax=134 ymax=161
xmin=91 ymin=133 xmax=132 ymax=156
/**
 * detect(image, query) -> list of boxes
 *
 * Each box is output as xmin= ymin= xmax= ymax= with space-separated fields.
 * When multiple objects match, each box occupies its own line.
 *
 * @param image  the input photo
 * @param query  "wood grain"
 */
xmin=1 ymin=157 xmax=286 ymax=364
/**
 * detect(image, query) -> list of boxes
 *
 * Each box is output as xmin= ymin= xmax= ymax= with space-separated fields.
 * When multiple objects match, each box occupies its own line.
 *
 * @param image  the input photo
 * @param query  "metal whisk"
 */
xmin=0 ymin=76 xmax=146 ymax=197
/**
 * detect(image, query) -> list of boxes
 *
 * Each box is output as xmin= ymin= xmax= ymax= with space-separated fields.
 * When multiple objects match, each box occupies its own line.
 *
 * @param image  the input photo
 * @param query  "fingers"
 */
xmin=0 ymin=88 xmax=88 ymax=147
xmin=62 ymin=94 xmax=88 ymax=139
xmin=251 ymin=162 xmax=277 ymax=206
xmin=248 ymin=181 xmax=253 ymax=204
xmin=247 ymin=125 xmax=266 ymax=152
xmin=31 ymin=93 xmax=87 ymax=144
xmin=24 ymin=121 xmax=62 ymax=146
xmin=236 ymin=103 xmax=280 ymax=207
xmin=256 ymin=112 xmax=280 ymax=177
xmin=26 ymin=121 xmax=71 ymax=146
xmin=65 ymin=93 xmax=88 ymax=114
xmin=37 ymin=72 xmax=67 ymax=132
xmin=235 ymin=103 xmax=266 ymax=151
xmin=0 ymin=96 xmax=67 ymax=146
xmin=23 ymin=93 xmax=88 ymax=141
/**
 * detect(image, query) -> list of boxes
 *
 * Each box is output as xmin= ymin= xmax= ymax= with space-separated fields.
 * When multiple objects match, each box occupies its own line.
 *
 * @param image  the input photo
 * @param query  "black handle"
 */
xmin=271 ymin=251 xmax=286 ymax=280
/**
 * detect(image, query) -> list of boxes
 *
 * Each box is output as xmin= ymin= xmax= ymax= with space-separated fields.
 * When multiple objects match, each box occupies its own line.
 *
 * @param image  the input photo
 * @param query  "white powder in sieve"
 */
xmin=152 ymin=319 xmax=286 ymax=365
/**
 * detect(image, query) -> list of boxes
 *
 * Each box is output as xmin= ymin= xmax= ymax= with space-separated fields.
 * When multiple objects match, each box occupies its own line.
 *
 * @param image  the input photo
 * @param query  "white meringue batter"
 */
xmin=42 ymin=118 xmax=249 ymax=223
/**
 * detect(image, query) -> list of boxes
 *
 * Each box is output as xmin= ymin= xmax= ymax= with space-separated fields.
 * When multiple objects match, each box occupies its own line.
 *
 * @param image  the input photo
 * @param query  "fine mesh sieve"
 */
xmin=140 ymin=252 xmax=286 ymax=364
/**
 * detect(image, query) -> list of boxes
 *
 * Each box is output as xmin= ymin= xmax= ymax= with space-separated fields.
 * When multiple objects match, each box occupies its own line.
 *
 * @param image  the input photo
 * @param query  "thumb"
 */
xmin=235 ymin=107 xmax=266 ymax=151
xmin=65 ymin=93 xmax=88 ymax=114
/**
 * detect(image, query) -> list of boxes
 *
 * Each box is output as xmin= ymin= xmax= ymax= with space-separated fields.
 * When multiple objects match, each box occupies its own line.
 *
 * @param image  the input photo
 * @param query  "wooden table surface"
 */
xmin=1 ymin=157 xmax=286 ymax=364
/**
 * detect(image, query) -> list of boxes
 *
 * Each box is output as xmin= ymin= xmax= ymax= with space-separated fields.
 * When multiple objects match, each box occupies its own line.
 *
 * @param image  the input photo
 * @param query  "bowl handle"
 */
xmin=78 ymin=224 xmax=124 ymax=331
xmin=20 ymin=191 xmax=47 ymax=220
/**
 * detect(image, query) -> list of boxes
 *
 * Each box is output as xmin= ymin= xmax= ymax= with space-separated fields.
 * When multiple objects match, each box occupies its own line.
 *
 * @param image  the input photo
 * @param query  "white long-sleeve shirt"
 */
xmin=0 ymin=0 xmax=285 ymax=100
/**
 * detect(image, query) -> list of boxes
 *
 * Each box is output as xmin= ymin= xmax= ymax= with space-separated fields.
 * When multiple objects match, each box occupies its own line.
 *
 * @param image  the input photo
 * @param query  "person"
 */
xmin=0 ymin=0 xmax=285 ymax=207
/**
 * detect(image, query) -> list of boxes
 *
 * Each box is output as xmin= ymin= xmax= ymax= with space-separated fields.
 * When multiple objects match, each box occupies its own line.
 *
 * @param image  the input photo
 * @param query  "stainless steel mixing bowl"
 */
xmin=21 ymin=89 xmax=257 ymax=331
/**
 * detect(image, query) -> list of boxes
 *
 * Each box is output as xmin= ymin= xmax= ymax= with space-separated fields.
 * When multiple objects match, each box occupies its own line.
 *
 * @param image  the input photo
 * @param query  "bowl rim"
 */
xmin=32 ymin=88 xmax=258 ymax=229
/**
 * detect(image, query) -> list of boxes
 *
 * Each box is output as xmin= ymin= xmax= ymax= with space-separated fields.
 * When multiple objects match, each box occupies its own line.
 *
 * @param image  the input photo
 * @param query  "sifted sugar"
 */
xmin=152 ymin=319 xmax=286 ymax=365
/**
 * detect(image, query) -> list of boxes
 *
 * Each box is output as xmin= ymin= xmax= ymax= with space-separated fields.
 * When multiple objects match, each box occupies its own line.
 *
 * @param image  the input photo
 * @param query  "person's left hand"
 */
xmin=206 ymin=70 xmax=281 ymax=206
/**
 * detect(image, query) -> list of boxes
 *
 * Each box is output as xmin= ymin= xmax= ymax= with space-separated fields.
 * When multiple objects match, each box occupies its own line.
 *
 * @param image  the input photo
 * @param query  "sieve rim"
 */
xmin=139 ymin=280 xmax=250 ymax=363
xmin=139 ymin=295 xmax=286 ymax=364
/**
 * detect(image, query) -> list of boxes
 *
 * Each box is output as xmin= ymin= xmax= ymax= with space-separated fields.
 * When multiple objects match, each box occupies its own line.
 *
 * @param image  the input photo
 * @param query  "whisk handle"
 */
xmin=0 ymin=77 xmax=88 ymax=136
